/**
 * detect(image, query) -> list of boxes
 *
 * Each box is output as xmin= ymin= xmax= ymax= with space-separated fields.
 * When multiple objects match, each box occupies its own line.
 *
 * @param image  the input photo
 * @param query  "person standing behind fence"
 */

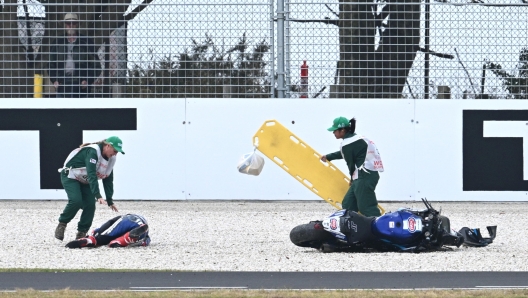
xmin=49 ymin=13 xmax=100 ymax=98
xmin=55 ymin=136 xmax=124 ymax=241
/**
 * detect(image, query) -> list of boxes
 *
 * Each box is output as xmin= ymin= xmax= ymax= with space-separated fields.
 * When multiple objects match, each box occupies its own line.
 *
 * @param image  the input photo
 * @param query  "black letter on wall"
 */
xmin=0 ymin=109 xmax=137 ymax=189
xmin=463 ymin=110 xmax=528 ymax=191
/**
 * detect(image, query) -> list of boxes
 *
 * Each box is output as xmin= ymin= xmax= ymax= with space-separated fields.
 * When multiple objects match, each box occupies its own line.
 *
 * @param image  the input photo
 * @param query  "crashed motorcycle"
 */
xmin=290 ymin=198 xmax=496 ymax=253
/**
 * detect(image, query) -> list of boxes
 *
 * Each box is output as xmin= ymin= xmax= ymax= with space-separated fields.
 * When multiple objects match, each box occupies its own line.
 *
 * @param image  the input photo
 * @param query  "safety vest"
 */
xmin=340 ymin=135 xmax=384 ymax=180
xmin=58 ymin=144 xmax=116 ymax=184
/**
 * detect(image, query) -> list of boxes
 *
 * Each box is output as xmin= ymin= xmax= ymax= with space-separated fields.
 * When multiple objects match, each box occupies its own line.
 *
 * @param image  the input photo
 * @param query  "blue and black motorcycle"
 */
xmin=290 ymin=198 xmax=496 ymax=253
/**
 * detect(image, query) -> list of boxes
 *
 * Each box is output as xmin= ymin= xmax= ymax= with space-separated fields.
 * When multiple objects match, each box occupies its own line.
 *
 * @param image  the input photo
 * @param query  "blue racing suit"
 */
xmin=90 ymin=214 xmax=151 ymax=247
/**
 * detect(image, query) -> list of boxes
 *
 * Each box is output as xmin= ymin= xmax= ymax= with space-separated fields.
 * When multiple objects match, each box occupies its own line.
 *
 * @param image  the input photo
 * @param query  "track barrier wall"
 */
xmin=2 ymin=98 xmax=528 ymax=201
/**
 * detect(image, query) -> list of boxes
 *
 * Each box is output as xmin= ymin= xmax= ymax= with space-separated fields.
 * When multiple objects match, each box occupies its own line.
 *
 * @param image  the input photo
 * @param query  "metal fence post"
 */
xmin=277 ymin=0 xmax=285 ymax=98
xmin=284 ymin=0 xmax=291 ymax=98
xmin=270 ymin=0 xmax=276 ymax=98
xmin=424 ymin=0 xmax=430 ymax=100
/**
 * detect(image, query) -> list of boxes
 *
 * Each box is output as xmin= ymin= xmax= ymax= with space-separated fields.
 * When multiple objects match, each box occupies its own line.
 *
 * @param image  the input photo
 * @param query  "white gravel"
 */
xmin=0 ymin=200 xmax=525 ymax=271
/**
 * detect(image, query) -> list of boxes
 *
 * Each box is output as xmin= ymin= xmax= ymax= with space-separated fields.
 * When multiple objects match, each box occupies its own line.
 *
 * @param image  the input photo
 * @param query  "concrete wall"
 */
xmin=1 ymin=98 xmax=528 ymax=201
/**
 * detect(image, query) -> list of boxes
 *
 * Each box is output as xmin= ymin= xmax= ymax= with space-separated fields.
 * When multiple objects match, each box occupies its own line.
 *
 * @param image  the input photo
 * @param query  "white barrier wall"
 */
xmin=1 ymin=98 xmax=528 ymax=201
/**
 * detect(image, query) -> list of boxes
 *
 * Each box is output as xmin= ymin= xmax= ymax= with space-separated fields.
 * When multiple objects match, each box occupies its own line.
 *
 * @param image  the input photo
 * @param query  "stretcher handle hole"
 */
xmin=274 ymin=156 xmax=284 ymax=165
xmin=316 ymin=153 xmax=331 ymax=167
xmin=303 ymin=179 xmax=313 ymax=188
xmin=266 ymin=121 xmax=276 ymax=126
xmin=290 ymin=135 xmax=299 ymax=144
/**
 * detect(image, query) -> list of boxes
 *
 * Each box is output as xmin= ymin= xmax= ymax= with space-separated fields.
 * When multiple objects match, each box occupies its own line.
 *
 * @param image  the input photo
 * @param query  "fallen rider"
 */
xmin=66 ymin=213 xmax=150 ymax=248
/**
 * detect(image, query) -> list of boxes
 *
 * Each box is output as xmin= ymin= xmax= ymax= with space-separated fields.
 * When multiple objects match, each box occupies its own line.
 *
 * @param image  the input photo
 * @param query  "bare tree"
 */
xmin=291 ymin=0 xmax=449 ymax=98
xmin=333 ymin=0 xmax=420 ymax=98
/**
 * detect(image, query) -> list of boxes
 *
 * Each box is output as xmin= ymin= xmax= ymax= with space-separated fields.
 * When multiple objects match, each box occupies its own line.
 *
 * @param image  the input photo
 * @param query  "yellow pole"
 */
xmin=34 ymin=74 xmax=43 ymax=98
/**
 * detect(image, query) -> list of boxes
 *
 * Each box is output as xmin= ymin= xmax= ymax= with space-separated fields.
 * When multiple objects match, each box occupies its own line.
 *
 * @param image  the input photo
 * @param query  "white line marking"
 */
xmin=476 ymin=286 xmax=528 ymax=288
xmin=130 ymin=287 xmax=248 ymax=289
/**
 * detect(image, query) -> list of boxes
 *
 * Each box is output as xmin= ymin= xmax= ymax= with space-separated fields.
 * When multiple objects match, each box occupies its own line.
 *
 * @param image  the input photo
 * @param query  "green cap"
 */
xmin=106 ymin=136 xmax=125 ymax=154
xmin=327 ymin=117 xmax=350 ymax=131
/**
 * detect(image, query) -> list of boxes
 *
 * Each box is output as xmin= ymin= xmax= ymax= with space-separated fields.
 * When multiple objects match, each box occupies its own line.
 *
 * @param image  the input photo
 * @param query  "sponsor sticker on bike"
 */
xmin=330 ymin=218 xmax=338 ymax=230
xmin=408 ymin=217 xmax=416 ymax=232
xmin=403 ymin=216 xmax=423 ymax=233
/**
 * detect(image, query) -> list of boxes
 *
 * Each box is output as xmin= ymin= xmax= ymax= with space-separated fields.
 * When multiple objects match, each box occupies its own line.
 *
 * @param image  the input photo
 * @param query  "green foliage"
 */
xmin=485 ymin=48 xmax=528 ymax=99
xmin=126 ymin=33 xmax=271 ymax=98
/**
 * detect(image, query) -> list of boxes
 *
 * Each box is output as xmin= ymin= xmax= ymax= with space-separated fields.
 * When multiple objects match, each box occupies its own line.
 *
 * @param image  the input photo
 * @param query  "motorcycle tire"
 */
xmin=290 ymin=221 xmax=335 ymax=248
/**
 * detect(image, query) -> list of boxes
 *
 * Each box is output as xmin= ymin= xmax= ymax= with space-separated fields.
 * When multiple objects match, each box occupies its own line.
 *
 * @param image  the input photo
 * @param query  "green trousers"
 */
xmin=342 ymin=171 xmax=381 ymax=217
xmin=58 ymin=173 xmax=96 ymax=232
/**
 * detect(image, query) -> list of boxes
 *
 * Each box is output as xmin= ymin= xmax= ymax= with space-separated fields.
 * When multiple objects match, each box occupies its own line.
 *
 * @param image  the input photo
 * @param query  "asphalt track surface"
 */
xmin=2 ymin=272 xmax=528 ymax=291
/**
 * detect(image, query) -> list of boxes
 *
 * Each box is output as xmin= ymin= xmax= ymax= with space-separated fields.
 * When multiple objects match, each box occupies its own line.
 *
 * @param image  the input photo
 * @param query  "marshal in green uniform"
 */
xmin=54 ymin=136 xmax=124 ymax=241
xmin=322 ymin=117 xmax=384 ymax=217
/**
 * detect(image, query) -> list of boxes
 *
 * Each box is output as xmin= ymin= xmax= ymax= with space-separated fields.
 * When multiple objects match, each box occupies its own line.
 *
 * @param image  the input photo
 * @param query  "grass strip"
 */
xmin=2 ymin=289 xmax=528 ymax=298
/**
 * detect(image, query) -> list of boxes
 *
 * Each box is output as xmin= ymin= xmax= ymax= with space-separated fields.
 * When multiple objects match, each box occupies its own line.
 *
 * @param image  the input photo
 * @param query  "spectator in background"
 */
xmin=49 ymin=13 xmax=100 ymax=98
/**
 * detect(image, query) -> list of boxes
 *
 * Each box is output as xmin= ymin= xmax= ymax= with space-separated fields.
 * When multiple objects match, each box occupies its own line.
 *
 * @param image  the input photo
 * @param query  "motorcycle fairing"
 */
xmin=322 ymin=209 xmax=347 ymax=241
xmin=378 ymin=239 xmax=417 ymax=251
xmin=373 ymin=211 xmax=424 ymax=244
xmin=458 ymin=226 xmax=497 ymax=247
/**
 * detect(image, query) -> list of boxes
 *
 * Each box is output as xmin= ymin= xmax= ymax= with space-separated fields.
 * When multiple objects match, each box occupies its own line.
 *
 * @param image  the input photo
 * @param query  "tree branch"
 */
xmin=22 ymin=0 xmax=35 ymax=65
xmin=288 ymin=18 xmax=338 ymax=26
xmin=454 ymin=47 xmax=478 ymax=94
xmin=125 ymin=0 xmax=155 ymax=22
xmin=313 ymin=86 xmax=326 ymax=98
xmin=324 ymin=4 xmax=339 ymax=17
xmin=418 ymin=47 xmax=454 ymax=59
xmin=406 ymin=79 xmax=416 ymax=99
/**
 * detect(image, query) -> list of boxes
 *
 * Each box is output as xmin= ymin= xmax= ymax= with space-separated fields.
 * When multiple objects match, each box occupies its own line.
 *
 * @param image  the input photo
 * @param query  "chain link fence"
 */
xmin=1 ymin=0 xmax=527 ymax=99
xmin=1 ymin=0 xmax=274 ymax=98
xmin=286 ymin=0 xmax=528 ymax=99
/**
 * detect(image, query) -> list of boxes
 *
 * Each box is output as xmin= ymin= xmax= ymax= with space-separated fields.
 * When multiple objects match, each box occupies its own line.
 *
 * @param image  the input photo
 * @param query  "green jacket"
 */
xmin=63 ymin=143 xmax=114 ymax=205
xmin=326 ymin=132 xmax=370 ymax=179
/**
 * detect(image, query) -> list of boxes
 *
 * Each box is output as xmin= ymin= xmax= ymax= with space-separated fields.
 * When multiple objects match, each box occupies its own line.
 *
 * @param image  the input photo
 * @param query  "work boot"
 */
xmin=76 ymin=230 xmax=87 ymax=239
xmin=55 ymin=222 xmax=67 ymax=241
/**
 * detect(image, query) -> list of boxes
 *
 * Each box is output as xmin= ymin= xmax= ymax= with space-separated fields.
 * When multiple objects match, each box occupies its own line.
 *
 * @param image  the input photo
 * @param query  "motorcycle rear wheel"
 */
xmin=290 ymin=221 xmax=334 ymax=248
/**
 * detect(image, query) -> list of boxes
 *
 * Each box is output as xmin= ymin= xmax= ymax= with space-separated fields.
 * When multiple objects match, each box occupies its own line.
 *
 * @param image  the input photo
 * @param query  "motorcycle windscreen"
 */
xmin=253 ymin=120 xmax=384 ymax=212
xmin=373 ymin=211 xmax=423 ymax=244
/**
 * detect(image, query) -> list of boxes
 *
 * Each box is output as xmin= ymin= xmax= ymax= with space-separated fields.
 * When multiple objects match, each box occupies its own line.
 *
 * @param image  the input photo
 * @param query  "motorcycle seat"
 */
xmin=340 ymin=210 xmax=376 ymax=244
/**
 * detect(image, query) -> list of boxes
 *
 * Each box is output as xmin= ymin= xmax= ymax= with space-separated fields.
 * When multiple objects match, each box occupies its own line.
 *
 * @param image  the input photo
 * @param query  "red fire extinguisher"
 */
xmin=300 ymin=60 xmax=308 ymax=98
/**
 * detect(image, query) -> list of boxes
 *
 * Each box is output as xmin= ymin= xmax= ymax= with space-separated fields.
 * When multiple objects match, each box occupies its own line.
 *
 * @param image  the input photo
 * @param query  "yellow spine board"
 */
xmin=254 ymin=120 xmax=384 ymax=213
